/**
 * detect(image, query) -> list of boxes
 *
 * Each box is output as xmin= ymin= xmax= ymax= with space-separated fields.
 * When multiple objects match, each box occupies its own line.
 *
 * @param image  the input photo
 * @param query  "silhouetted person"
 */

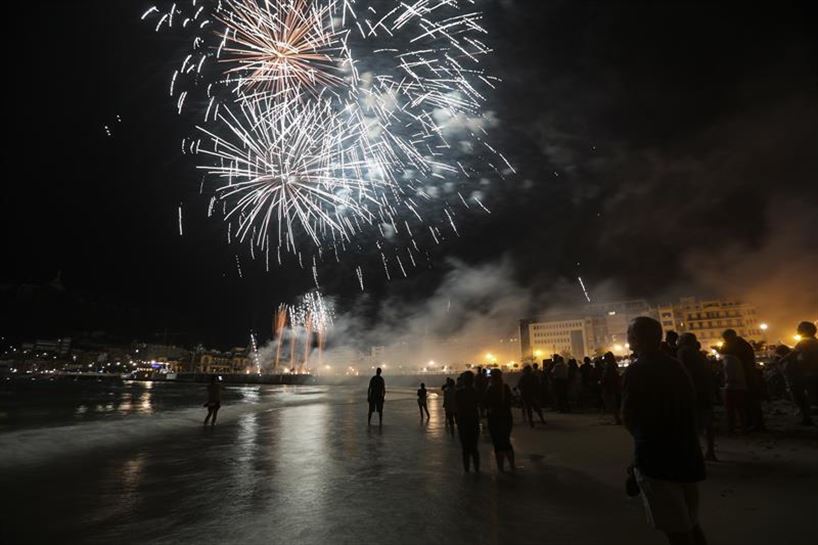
xmin=592 ymin=357 xmax=604 ymax=410
xmin=368 ymin=367 xmax=386 ymax=426
xmin=551 ymin=355 xmax=570 ymax=412
xmin=580 ymin=356 xmax=593 ymax=405
xmin=722 ymin=353 xmax=747 ymax=434
xmin=484 ymin=370 xmax=515 ymax=471
xmin=517 ymin=365 xmax=546 ymax=427
xmin=417 ymin=382 xmax=430 ymax=420
xmin=721 ymin=329 xmax=764 ymax=431
xmin=779 ymin=321 xmax=818 ymax=426
xmin=203 ymin=375 xmax=222 ymax=427
xmin=567 ymin=358 xmax=581 ymax=408
xmin=456 ymin=371 xmax=480 ymax=472
xmin=678 ymin=333 xmax=717 ymax=461
xmin=600 ymin=351 xmax=622 ymax=425
xmin=539 ymin=359 xmax=552 ymax=407
xmin=442 ymin=377 xmax=457 ymax=430
xmin=662 ymin=330 xmax=680 ymax=358
xmin=623 ymin=317 xmax=706 ymax=545
xmin=475 ymin=366 xmax=488 ymax=416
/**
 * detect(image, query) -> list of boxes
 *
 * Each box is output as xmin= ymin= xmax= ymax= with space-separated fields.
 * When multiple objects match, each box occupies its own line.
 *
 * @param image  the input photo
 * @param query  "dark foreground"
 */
xmin=1 ymin=382 xmax=816 ymax=545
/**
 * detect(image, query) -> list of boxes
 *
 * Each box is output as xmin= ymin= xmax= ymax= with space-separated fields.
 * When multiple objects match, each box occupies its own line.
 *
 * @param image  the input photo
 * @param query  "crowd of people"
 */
xmin=361 ymin=318 xmax=817 ymax=545
xmin=199 ymin=318 xmax=816 ymax=544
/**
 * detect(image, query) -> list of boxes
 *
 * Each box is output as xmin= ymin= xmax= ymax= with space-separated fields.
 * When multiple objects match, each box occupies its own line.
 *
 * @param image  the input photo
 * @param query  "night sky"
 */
xmin=3 ymin=1 xmax=816 ymax=347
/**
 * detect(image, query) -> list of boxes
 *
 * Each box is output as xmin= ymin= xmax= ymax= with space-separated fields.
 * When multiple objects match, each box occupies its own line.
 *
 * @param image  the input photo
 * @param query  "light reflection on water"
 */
xmin=140 ymin=380 xmax=153 ymax=414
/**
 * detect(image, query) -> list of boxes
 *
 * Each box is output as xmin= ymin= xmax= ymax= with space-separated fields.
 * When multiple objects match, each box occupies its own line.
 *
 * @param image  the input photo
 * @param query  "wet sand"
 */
xmin=1 ymin=384 xmax=816 ymax=545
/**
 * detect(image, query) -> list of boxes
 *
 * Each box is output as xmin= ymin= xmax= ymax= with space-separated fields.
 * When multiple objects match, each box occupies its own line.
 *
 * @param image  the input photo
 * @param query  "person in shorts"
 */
xmin=623 ymin=317 xmax=707 ymax=545
xmin=368 ymin=367 xmax=386 ymax=426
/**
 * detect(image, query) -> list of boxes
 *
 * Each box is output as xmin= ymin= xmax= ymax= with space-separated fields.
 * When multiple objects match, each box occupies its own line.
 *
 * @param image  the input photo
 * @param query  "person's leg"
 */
xmin=378 ymin=405 xmax=383 ymax=426
xmin=534 ymin=402 xmax=546 ymax=424
xmin=211 ymin=407 xmax=219 ymax=426
xmin=204 ymin=408 xmax=213 ymax=425
xmin=472 ymin=444 xmax=480 ymax=472
xmin=424 ymin=403 xmax=430 ymax=419
xmin=614 ymin=398 xmax=623 ymax=425
xmin=699 ymin=408 xmax=716 ymax=460
xmin=725 ymin=390 xmax=736 ymax=433
xmin=495 ymin=449 xmax=504 ymax=471
xmin=461 ymin=446 xmax=471 ymax=472
xmin=691 ymin=526 xmax=707 ymax=545
xmin=368 ymin=408 xmax=373 ymax=425
xmin=664 ymin=532 xmax=693 ymax=545
xmin=507 ymin=445 xmax=516 ymax=470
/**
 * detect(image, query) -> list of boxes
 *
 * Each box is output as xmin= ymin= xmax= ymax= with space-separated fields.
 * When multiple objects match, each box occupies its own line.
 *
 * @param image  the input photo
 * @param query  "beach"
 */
xmin=1 ymin=381 xmax=816 ymax=544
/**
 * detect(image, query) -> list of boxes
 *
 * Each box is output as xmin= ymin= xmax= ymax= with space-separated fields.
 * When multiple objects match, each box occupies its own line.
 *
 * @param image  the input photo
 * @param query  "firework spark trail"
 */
xmin=356 ymin=265 xmax=364 ymax=291
xmin=577 ymin=276 xmax=592 ymax=303
xmin=145 ymin=0 xmax=507 ymax=264
xmin=269 ymin=290 xmax=334 ymax=372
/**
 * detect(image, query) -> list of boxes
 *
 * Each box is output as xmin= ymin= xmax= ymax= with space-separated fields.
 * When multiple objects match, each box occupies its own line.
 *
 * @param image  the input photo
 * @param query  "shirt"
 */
xmin=517 ymin=372 xmax=539 ymax=397
xmin=723 ymin=355 xmax=747 ymax=391
xmin=677 ymin=345 xmax=715 ymax=406
xmin=368 ymin=375 xmax=385 ymax=401
xmin=455 ymin=387 xmax=480 ymax=425
xmin=483 ymin=383 xmax=513 ymax=419
xmin=622 ymin=351 xmax=705 ymax=482
xmin=795 ymin=337 xmax=818 ymax=377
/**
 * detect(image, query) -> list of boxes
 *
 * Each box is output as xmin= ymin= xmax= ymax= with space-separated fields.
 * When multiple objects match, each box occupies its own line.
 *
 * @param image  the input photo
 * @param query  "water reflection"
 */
xmin=275 ymin=402 xmax=330 ymax=518
xmin=139 ymin=381 xmax=153 ymax=414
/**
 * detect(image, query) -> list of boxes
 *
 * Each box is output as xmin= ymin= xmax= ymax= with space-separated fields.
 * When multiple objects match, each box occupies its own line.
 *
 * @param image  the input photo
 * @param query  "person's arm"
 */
xmin=621 ymin=367 xmax=640 ymax=434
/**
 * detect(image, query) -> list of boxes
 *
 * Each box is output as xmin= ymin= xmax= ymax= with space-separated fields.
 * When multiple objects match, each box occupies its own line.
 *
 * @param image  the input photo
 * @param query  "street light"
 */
xmin=759 ymin=323 xmax=769 ymax=331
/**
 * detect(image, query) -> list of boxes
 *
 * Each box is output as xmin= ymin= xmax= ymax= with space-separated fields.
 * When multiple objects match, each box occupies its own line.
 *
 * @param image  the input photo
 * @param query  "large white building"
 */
xmin=520 ymin=297 xmax=763 ymax=360
xmin=658 ymin=297 xmax=763 ymax=348
xmin=520 ymin=300 xmax=653 ymax=360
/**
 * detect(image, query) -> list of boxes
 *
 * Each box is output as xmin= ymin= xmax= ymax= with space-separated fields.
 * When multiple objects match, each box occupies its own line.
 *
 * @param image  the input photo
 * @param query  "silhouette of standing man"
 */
xmin=368 ymin=367 xmax=386 ymax=426
xmin=417 ymin=383 xmax=431 ymax=420
xmin=203 ymin=375 xmax=222 ymax=427
xmin=623 ymin=317 xmax=707 ymax=545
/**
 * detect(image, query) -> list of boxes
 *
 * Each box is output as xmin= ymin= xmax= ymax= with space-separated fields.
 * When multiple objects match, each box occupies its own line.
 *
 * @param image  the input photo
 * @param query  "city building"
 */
xmin=664 ymin=297 xmax=763 ymax=347
xmin=194 ymin=350 xmax=252 ymax=374
xmin=521 ymin=297 xmax=765 ymax=360
xmin=520 ymin=300 xmax=652 ymax=360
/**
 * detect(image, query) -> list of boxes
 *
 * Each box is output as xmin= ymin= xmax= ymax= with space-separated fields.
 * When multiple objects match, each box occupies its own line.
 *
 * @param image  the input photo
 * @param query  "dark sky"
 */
xmin=3 ymin=1 xmax=816 ymax=347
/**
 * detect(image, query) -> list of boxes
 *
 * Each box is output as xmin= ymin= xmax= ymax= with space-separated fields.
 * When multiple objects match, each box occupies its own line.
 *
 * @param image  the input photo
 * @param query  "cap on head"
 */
xmin=797 ymin=321 xmax=817 ymax=337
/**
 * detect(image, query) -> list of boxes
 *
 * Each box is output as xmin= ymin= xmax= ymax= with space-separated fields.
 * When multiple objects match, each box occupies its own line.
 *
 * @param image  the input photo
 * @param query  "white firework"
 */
xmin=145 ymin=0 xmax=507 ymax=262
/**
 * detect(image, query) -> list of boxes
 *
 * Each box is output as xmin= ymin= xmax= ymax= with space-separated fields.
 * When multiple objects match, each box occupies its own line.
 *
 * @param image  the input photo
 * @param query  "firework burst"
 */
xmin=217 ymin=0 xmax=350 ymax=100
xmin=145 ymin=0 xmax=509 ymax=270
